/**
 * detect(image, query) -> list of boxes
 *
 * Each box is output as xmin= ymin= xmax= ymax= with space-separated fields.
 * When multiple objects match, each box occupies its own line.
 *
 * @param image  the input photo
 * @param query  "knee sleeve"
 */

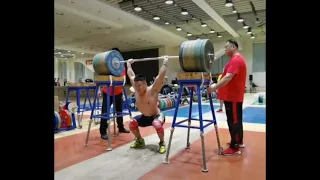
xmin=129 ymin=119 xmax=138 ymax=130
xmin=152 ymin=120 xmax=164 ymax=133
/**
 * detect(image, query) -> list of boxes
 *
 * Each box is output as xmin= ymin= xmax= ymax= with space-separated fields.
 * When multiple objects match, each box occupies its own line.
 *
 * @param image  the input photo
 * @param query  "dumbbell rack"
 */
xmin=84 ymin=75 xmax=132 ymax=151
xmin=66 ymin=83 xmax=99 ymax=129
xmin=163 ymin=72 xmax=223 ymax=172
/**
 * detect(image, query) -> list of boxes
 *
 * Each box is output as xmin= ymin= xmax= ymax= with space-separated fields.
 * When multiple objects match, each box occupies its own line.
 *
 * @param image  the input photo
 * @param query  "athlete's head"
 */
xmin=134 ymin=74 xmax=147 ymax=96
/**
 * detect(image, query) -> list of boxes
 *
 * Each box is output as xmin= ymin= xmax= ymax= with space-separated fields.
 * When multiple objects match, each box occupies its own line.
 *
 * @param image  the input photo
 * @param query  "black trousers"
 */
xmin=99 ymin=92 xmax=124 ymax=135
xmin=224 ymin=101 xmax=243 ymax=148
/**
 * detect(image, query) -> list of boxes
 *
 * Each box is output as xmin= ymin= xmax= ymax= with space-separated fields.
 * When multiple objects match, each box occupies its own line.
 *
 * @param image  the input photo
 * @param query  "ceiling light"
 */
xmin=187 ymin=32 xmax=192 ymax=36
xmin=251 ymin=34 xmax=255 ymax=39
xmin=232 ymin=7 xmax=237 ymax=13
xmin=243 ymin=23 xmax=249 ymax=29
xmin=225 ymin=0 xmax=233 ymax=7
xmin=81 ymin=52 xmax=85 ymax=54
xmin=165 ymin=0 xmax=174 ymax=5
xmin=134 ymin=5 xmax=142 ymax=12
xmin=165 ymin=22 xmax=170 ymax=25
xmin=210 ymin=29 xmax=215 ymax=33
xmin=201 ymin=22 xmax=207 ymax=27
xmin=58 ymin=52 xmax=61 ymax=54
xmin=67 ymin=50 xmax=71 ymax=52
xmin=181 ymin=8 xmax=188 ymax=15
xmin=237 ymin=17 xmax=244 ymax=22
xmin=153 ymin=16 xmax=160 ymax=20
xmin=217 ymin=33 xmax=222 ymax=38
xmin=247 ymin=28 xmax=252 ymax=34
xmin=64 ymin=25 xmax=70 ymax=28
xmin=176 ymin=27 xmax=182 ymax=31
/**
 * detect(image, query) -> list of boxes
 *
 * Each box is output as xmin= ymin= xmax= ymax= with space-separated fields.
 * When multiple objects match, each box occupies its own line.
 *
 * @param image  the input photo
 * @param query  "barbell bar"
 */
xmin=93 ymin=39 xmax=215 ymax=76
xmin=119 ymin=54 xmax=214 ymax=63
xmin=121 ymin=56 xmax=179 ymax=63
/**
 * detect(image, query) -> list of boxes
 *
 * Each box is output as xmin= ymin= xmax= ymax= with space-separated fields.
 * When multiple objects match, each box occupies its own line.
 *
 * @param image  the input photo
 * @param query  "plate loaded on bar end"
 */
xmin=59 ymin=109 xmax=72 ymax=128
xmin=54 ymin=111 xmax=61 ymax=130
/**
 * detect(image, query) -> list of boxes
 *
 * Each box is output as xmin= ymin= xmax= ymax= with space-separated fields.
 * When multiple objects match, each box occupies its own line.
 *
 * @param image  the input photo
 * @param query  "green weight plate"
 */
xmin=160 ymin=99 xmax=165 ymax=109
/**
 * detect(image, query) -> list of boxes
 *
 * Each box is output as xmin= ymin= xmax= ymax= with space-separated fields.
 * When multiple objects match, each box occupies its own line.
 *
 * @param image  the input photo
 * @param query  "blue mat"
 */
xmin=162 ymin=104 xmax=220 ymax=118
xmin=243 ymin=107 xmax=266 ymax=124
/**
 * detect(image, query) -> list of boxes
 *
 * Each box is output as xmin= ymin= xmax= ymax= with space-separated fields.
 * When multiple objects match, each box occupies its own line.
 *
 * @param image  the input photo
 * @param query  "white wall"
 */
xmin=240 ymin=40 xmax=253 ymax=89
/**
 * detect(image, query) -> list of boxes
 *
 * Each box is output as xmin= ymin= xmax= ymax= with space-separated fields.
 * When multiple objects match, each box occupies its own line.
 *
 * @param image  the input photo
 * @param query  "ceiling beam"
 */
xmin=192 ymin=0 xmax=240 ymax=38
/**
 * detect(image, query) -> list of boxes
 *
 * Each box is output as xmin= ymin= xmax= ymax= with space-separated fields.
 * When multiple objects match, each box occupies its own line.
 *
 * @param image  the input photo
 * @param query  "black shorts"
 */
xmin=133 ymin=113 xmax=166 ymax=127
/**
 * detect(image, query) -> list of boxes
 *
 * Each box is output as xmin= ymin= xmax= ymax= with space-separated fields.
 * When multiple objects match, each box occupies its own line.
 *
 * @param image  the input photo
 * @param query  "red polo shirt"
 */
xmin=102 ymin=67 xmax=126 ymax=96
xmin=217 ymin=54 xmax=247 ymax=102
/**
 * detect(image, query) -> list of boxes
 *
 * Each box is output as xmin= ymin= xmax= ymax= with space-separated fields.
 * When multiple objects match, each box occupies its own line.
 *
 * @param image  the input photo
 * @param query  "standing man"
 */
xmin=99 ymin=48 xmax=130 ymax=140
xmin=208 ymin=40 xmax=247 ymax=155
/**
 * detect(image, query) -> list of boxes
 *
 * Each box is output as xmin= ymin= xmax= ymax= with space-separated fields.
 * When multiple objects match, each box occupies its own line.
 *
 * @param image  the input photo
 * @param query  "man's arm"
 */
xmin=151 ymin=56 xmax=169 ymax=93
xmin=126 ymin=59 xmax=136 ymax=85
xmin=208 ymin=59 xmax=241 ymax=92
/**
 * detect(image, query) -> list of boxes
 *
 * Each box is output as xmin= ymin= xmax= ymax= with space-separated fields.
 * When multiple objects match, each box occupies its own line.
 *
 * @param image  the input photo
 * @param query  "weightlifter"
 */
xmin=127 ymin=56 xmax=169 ymax=154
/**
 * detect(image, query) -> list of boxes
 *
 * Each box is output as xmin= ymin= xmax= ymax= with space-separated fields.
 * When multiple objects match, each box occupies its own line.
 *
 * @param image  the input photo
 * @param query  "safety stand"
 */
xmin=84 ymin=75 xmax=132 ymax=151
xmin=163 ymin=73 xmax=223 ymax=172
xmin=54 ymin=113 xmax=77 ymax=133
xmin=66 ymin=84 xmax=97 ymax=129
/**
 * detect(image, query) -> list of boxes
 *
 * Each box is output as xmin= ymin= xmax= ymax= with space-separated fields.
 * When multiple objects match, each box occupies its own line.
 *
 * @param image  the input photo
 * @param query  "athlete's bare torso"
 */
xmin=135 ymin=86 xmax=160 ymax=116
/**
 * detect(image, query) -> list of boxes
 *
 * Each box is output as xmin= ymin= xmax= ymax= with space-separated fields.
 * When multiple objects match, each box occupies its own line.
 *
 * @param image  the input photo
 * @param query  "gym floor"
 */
xmin=54 ymin=92 xmax=266 ymax=180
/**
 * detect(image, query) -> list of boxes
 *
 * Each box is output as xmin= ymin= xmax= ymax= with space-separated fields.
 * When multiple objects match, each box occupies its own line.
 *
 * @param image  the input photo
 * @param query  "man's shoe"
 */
xmin=158 ymin=142 xmax=166 ymax=154
xmin=227 ymin=142 xmax=245 ymax=148
xmin=101 ymin=134 xmax=109 ymax=140
xmin=130 ymin=139 xmax=145 ymax=148
xmin=223 ymin=147 xmax=241 ymax=156
xmin=118 ymin=128 xmax=130 ymax=133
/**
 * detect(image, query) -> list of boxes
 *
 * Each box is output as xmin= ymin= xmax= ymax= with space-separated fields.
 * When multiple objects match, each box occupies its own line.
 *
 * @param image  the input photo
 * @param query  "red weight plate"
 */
xmin=59 ymin=109 xmax=72 ymax=127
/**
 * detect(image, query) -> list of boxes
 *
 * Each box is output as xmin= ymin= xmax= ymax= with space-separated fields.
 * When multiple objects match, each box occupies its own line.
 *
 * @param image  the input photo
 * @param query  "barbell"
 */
xmin=93 ymin=39 xmax=215 ymax=76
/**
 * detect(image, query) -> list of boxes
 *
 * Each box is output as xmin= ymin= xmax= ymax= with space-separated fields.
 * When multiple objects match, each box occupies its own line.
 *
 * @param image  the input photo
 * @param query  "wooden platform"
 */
xmin=94 ymin=75 xmax=125 ymax=82
xmin=177 ymin=72 xmax=211 ymax=80
xmin=66 ymin=83 xmax=96 ymax=87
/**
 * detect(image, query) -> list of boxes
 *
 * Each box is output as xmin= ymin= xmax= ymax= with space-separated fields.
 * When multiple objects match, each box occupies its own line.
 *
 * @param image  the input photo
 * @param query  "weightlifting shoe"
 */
xmin=130 ymin=138 xmax=145 ymax=148
xmin=158 ymin=142 xmax=166 ymax=154
xmin=101 ymin=134 xmax=109 ymax=140
xmin=118 ymin=128 xmax=130 ymax=133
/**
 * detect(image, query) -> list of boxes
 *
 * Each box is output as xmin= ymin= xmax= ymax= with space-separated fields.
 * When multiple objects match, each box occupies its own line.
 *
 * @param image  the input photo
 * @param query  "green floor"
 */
xmin=252 ymin=98 xmax=266 ymax=105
